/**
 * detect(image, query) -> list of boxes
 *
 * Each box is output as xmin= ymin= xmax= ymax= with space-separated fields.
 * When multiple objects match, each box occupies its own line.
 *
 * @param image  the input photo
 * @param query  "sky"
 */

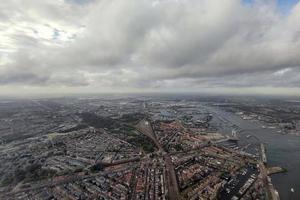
xmin=1 ymin=0 xmax=300 ymax=96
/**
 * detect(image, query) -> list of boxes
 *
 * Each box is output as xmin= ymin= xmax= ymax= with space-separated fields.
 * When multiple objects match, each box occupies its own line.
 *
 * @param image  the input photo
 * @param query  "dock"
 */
xmin=260 ymin=143 xmax=267 ymax=164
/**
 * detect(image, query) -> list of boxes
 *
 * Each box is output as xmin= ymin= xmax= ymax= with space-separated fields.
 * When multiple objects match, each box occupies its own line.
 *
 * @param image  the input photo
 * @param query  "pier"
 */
xmin=260 ymin=143 xmax=267 ymax=164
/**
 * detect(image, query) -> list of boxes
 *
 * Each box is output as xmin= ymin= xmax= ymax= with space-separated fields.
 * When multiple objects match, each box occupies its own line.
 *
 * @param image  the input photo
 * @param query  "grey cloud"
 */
xmin=0 ymin=69 xmax=89 ymax=87
xmin=48 ymin=73 xmax=90 ymax=87
xmin=65 ymin=0 xmax=96 ymax=5
xmin=1 ymin=0 xmax=300 ymax=94
xmin=0 ymin=71 xmax=49 ymax=85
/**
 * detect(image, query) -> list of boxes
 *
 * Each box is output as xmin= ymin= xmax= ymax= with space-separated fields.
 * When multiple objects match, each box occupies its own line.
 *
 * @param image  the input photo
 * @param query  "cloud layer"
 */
xmin=1 ymin=0 xmax=300 ymax=94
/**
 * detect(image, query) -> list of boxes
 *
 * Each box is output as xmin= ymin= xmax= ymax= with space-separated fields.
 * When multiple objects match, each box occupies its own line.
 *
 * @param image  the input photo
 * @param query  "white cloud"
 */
xmin=0 ymin=0 xmax=300 ymax=95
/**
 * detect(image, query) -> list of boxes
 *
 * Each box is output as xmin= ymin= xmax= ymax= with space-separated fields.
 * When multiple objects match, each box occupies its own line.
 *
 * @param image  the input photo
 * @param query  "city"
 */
xmin=1 ymin=95 xmax=299 ymax=199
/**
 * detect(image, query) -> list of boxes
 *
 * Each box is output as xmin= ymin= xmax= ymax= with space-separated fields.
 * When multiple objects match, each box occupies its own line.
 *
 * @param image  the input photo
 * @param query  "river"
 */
xmin=203 ymin=105 xmax=300 ymax=200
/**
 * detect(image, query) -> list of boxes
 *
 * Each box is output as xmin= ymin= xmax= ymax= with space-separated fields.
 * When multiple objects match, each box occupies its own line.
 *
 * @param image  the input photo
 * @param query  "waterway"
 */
xmin=203 ymin=105 xmax=300 ymax=200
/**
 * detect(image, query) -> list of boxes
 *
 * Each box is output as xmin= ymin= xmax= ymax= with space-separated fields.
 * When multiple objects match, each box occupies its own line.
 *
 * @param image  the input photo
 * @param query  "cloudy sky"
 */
xmin=1 ymin=0 xmax=300 ymax=95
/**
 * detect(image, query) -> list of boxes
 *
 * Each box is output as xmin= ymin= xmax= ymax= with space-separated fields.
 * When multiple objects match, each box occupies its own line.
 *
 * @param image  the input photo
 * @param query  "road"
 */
xmin=136 ymin=119 xmax=180 ymax=200
xmin=92 ymin=157 xmax=140 ymax=169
